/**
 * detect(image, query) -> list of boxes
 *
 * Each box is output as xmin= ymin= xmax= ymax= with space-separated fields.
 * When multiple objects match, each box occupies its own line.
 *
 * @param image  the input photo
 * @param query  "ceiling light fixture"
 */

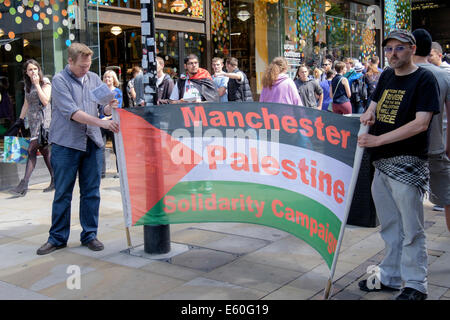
xmin=110 ymin=26 xmax=122 ymax=36
xmin=170 ymin=0 xmax=187 ymax=13
xmin=237 ymin=10 xmax=251 ymax=22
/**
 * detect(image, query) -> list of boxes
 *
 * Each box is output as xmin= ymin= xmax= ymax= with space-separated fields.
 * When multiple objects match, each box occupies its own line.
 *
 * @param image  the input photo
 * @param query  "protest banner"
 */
xmin=113 ymin=102 xmax=364 ymax=297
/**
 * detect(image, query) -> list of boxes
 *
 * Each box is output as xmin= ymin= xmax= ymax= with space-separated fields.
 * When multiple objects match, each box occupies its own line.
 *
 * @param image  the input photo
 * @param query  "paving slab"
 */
xmin=140 ymin=260 xmax=205 ymax=282
xmin=203 ymin=259 xmax=302 ymax=293
xmin=428 ymin=252 xmax=450 ymax=288
xmin=241 ymin=236 xmax=324 ymax=273
xmin=170 ymin=248 xmax=238 ymax=272
xmin=38 ymin=263 xmax=185 ymax=299
xmin=0 ymin=280 xmax=53 ymax=300
xmin=153 ymin=277 xmax=267 ymax=300
xmin=193 ymin=223 xmax=290 ymax=242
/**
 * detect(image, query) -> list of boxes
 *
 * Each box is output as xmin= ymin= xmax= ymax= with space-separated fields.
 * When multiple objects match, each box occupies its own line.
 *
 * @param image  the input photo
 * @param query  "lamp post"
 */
xmin=140 ymin=0 xmax=170 ymax=254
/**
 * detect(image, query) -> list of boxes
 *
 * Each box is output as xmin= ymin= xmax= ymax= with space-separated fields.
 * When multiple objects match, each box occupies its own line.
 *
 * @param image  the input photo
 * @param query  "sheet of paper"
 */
xmin=90 ymin=83 xmax=115 ymax=106
xmin=141 ymin=8 xmax=148 ymax=21
xmin=142 ymin=22 xmax=151 ymax=36
xmin=142 ymin=56 xmax=148 ymax=69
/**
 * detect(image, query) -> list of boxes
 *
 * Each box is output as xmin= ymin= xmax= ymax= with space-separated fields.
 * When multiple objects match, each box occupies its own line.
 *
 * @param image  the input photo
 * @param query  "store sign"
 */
xmin=366 ymin=5 xmax=382 ymax=30
xmin=283 ymin=43 xmax=301 ymax=64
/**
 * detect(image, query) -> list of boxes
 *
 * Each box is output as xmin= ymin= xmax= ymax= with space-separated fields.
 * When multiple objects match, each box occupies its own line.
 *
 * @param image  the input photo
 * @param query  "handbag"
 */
xmin=37 ymin=102 xmax=49 ymax=147
xmin=38 ymin=122 xmax=49 ymax=147
xmin=2 ymin=135 xmax=30 ymax=163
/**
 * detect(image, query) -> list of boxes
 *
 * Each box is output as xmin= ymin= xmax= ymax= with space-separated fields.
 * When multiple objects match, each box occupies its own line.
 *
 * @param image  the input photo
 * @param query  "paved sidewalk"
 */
xmin=0 ymin=176 xmax=449 ymax=300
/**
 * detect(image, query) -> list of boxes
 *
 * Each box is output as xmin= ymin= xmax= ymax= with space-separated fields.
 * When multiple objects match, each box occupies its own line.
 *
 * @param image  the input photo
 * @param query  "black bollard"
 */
xmin=143 ymin=225 xmax=171 ymax=254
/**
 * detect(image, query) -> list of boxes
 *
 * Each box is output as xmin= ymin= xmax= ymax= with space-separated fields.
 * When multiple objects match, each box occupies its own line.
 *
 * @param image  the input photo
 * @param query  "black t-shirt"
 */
xmin=369 ymin=66 xmax=440 ymax=161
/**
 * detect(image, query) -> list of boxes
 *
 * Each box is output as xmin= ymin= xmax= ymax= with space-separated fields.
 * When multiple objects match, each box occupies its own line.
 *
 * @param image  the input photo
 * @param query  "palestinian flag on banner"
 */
xmin=114 ymin=102 xmax=362 ymax=268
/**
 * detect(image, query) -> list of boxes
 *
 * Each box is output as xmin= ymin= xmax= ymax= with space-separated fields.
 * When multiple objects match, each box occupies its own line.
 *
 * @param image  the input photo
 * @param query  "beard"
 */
xmin=388 ymin=56 xmax=407 ymax=69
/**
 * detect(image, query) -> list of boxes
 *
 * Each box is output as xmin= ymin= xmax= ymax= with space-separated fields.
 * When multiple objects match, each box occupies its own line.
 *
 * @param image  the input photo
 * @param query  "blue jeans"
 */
xmin=48 ymin=139 xmax=103 ymax=246
xmin=371 ymin=169 xmax=428 ymax=294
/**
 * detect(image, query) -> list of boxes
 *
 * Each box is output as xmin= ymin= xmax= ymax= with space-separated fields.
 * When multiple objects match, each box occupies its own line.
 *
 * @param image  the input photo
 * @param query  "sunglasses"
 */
xmin=384 ymin=45 xmax=409 ymax=53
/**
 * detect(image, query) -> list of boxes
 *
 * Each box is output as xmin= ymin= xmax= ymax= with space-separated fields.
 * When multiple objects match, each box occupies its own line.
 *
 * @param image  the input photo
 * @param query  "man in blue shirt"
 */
xmin=37 ymin=43 xmax=119 ymax=255
xmin=211 ymin=57 xmax=228 ymax=102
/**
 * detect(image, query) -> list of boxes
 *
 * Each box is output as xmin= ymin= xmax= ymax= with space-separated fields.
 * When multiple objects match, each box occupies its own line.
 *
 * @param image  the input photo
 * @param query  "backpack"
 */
xmin=350 ymin=77 xmax=367 ymax=104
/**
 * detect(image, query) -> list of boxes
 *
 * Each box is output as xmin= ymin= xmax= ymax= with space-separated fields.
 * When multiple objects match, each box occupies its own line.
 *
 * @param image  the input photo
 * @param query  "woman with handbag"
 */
xmin=9 ymin=59 xmax=54 ymax=197
xmin=330 ymin=61 xmax=352 ymax=115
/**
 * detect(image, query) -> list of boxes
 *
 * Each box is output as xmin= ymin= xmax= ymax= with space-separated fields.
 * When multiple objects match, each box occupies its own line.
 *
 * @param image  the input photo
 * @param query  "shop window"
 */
xmin=289 ymin=0 xmax=381 ymax=68
xmin=384 ymin=0 xmax=411 ymax=37
xmin=0 ymin=0 xmax=88 ymax=128
xmin=155 ymin=0 xmax=204 ymax=18
xmin=155 ymin=30 xmax=179 ymax=78
xmin=211 ymin=0 xmax=230 ymax=58
xmin=89 ymin=0 xmax=140 ymax=9
xmin=183 ymin=32 xmax=206 ymax=68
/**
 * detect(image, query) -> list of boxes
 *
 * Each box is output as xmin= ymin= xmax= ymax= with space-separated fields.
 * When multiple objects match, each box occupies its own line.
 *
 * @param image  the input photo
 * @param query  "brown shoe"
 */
xmin=36 ymin=242 xmax=67 ymax=255
xmin=83 ymin=238 xmax=104 ymax=251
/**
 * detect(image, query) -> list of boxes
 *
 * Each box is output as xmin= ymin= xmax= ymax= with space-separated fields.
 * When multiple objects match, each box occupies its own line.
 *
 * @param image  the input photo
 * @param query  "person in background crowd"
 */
xmin=170 ymin=54 xmax=218 ymax=103
xmin=412 ymin=29 xmax=450 ymax=230
xmin=428 ymin=42 xmax=450 ymax=74
xmin=369 ymin=56 xmax=384 ymax=73
xmin=294 ymin=64 xmax=323 ymax=109
xmin=211 ymin=57 xmax=228 ymax=102
xmin=361 ymin=58 xmax=369 ymax=74
xmin=313 ymin=68 xmax=322 ymax=81
xmin=126 ymin=66 xmax=141 ymax=108
xmin=259 ymin=57 xmax=302 ymax=105
xmin=9 ymin=59 xmax=53 ymax=197
xmin=320 ymin=69 xmax=335 ymax=112
xmin=364 ymin=59 xmax=382 ymax=109
xmin=156 ymin=56 xmax=174 ymax=105
xmin=320 ymin=58 xmax=333 ymax=81
xmin=101 ymin=70 xmax=122 ymax=179
xmin=330 ymin=61 xmax=352 ymax=114
xmin=134 ymin=68 xmax=145 ymax=106
xmin=350 ymin=62 xmax=367 ymax=113
xmin=358 ymin=29 xmax=440 ymax=300
xmin=36 ymin=42 xmax=119 ymax=255
xmin=215 ymin=57 xmax=253 ymax=102
xmin=343 ymin=57 xmax=355 ymax=78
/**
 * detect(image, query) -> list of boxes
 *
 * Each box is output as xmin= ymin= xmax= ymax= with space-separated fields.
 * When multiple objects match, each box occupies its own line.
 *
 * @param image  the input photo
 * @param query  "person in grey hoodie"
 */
xmin=294 ymin=64 xmax=323 ymax=109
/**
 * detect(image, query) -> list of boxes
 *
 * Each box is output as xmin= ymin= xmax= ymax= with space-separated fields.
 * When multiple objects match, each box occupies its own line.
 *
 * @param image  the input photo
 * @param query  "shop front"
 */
xmin=0 ymin=0 xmax=413 ymax=131
xmin=0 ymin=0 xmax=100 ymax=132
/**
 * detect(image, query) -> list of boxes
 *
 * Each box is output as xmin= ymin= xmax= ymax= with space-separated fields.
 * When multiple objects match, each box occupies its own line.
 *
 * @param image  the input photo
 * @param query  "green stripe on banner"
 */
xmin=136 ymin=181 xmax=341 ymax=268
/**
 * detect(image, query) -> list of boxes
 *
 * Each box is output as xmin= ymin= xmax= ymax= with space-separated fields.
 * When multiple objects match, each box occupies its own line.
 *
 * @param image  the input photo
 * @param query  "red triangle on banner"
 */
xmin=117 ymin=109 xmax=202 ymax=225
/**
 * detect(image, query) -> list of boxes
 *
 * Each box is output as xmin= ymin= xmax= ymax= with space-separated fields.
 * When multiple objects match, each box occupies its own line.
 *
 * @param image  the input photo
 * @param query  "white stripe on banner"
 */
xmin=171 ymin=137 xmax=353 ymax=223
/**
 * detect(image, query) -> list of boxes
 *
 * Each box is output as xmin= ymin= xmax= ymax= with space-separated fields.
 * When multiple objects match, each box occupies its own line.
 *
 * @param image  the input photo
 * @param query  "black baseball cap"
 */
xmin=382 ymin=29 xmax=416 ymax=46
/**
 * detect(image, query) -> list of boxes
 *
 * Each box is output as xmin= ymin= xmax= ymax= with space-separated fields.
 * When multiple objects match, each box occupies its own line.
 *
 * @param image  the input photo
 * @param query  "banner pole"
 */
xmin=323 ymin=124 xmax=368 ymax=299
xmin=113 ymin=108 xmax=133 ymax=250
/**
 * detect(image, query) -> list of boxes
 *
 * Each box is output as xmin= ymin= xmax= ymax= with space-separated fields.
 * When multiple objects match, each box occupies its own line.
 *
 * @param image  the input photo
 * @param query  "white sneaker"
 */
xmin=433 ymin=205 xmax=444 ymax=212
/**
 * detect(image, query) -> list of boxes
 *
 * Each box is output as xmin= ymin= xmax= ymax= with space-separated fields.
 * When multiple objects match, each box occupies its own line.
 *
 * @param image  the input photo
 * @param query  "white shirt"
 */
xmin=170 ymin=76 xmax=201 ymax=102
